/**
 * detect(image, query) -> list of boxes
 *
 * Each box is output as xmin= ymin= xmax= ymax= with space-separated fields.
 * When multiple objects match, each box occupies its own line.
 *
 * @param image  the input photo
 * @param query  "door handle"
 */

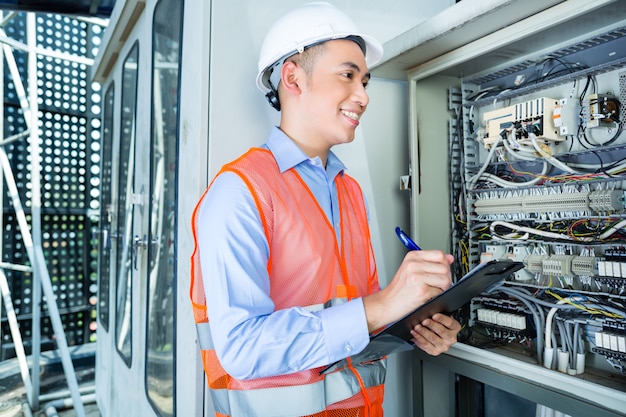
xmin=93 ymin=227 xmax=111 ymax=249
xmin=102 ymin=228 xmax=109 ymax=249
xmin=132 ymin=234 xmax=148 ymax=270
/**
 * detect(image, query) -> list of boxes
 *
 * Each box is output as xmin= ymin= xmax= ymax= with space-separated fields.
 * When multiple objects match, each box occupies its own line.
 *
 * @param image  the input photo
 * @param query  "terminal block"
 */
xmin=474 ymin=189 xmax=626 ymax=218
xmin=542 ymin=254 xmax=575 ymax=276
xmin=589 ymin=190 xmax=626 ymax=212
xmin=524 ymin=254 xmax=549 ymax=274
xmin=570 ymin=256 xmax=596 ymax=276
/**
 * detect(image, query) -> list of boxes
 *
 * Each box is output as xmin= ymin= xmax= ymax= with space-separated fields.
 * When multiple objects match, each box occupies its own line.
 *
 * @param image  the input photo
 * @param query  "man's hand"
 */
xmin=363 ymin=250 xmax=454 ymax=332
xmin=410 ymin=313 xmax=461 ymax=356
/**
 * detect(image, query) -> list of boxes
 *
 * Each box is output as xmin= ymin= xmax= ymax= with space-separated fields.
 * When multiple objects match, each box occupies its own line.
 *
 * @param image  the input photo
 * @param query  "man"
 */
xmin=190 ymin=2 xmax=461 ymax=416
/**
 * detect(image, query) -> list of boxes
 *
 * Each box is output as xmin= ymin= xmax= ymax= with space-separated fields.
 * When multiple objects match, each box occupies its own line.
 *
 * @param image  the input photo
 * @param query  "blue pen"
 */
xmin=395 ymin=226 xmax=421 ymax=251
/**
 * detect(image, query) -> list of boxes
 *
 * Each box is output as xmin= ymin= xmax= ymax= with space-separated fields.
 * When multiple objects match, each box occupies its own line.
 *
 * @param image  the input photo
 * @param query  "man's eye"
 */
xmin=342 ymin=72 xmax=353 ymax=79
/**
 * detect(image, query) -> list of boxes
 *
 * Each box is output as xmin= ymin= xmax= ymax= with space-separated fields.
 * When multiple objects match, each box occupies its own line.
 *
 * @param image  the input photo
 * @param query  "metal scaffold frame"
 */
xmin=0 ymin=11 xmax=102 ymax=417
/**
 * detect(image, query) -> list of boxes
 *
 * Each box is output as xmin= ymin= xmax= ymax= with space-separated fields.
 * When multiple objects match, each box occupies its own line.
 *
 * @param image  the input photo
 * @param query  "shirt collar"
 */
xmin=265 ymin=126 xmax=347 ymax=177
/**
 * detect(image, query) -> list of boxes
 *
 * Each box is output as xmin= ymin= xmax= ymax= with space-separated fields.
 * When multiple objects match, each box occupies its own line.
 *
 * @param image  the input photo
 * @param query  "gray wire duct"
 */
xmin=557 ymin=319 xmax=573 ymax=365
xmin=576 ymin=321 xmax=585 ymax=354
xmin=550 ymin=332 xmax=558 ymax=370
xmin=572 ymin=320 xmax=586 ymax=371
xmin=556 ymin=320 xmax=566 ymax=353
xmin=566 ymin=321 xmax=575 ymax=365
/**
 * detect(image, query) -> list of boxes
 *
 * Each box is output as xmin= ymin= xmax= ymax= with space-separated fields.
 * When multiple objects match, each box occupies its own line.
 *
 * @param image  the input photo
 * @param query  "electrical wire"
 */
xmin=529 ymin=133 xmax=578 ymax=174
xmin=547 ymin=290 xmax=626 ymax=318
xmin=545 ymin=298 xmax=579 ymax=353
xmin=489 ymin=219 xmax=626 ymax=243
xmin=556 ymin=319 xmax=571 ymax=371
xmin=490 ymin=221 xmax=573 ymax=242
xmin=502 ymin=136 xmax=539 ymax=160
xmin=475 ymin=162 xmax=549 ymax=188
xmin=468 ymin=134 xmax=502 ymax=189
xmin=595 ymin=219 xmax=626 ymax=241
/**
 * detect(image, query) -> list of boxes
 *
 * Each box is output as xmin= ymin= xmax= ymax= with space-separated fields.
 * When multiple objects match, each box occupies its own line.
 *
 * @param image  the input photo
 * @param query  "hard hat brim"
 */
xmin=256 ymin=34 xmax=383 ymax=94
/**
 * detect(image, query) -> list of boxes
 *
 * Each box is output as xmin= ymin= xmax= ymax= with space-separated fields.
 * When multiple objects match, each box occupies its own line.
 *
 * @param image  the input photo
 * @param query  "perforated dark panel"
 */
xmin=0 ymin=12 xmax=103 ymax=360
xmin=39 ymin=112 xmax=89 ymax=210
xmin=0 ymin=1 xmax=116 ymax=18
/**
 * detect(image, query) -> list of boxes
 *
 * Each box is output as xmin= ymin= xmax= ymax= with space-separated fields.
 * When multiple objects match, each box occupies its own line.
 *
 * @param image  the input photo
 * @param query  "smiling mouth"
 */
xmin=341 ymin=110 xmax=360 ymax=122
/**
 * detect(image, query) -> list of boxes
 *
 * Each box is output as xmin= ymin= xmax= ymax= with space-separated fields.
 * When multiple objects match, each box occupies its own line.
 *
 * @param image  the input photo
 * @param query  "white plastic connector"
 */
xmin=595 ymin=331 xmax=604 ymax=348
xmin=544 ymin=347 xmax=554 ymax=369
xmin=595 ymin=332 xmax=604 ymax=348
xmin=576 ymin=352 xmax=585 ymax=374
xmin=557 ymin=349 xmax=569 ymax=373
xmin=611 ymin=261 xmax=621 ymax=278
xmin=618 ymin=335 xmax=626 ymax=353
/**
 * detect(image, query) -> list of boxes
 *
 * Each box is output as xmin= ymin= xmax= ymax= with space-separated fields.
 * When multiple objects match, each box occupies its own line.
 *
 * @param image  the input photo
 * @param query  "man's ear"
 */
xmin=280 ymin=61 xmax=302 ymax=95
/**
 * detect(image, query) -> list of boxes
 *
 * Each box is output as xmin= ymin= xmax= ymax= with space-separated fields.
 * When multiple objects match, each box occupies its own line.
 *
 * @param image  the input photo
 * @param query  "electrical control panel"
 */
xmin=449 ymin=25 xmax=626 ymax=400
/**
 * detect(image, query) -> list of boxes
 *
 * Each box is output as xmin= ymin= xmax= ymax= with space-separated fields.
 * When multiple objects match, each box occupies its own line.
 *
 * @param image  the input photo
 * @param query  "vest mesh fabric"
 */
xmin=191 ymin=148 xmax=385 ymax=416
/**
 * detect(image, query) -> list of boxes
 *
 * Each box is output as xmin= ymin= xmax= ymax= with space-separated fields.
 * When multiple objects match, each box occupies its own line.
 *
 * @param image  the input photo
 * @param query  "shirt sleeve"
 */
xmin=196 ymin=171 xmax=370 ymax=380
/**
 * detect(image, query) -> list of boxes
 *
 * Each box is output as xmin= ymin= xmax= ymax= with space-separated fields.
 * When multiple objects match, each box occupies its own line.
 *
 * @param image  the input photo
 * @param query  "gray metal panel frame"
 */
xmin=415 ymin=345 xmax=625 ymax=417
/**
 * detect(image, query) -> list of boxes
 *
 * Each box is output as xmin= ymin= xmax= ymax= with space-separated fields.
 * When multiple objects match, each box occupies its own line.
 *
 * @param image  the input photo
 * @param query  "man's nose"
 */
xmin=353 ymin=83 xmax=369 ymax=109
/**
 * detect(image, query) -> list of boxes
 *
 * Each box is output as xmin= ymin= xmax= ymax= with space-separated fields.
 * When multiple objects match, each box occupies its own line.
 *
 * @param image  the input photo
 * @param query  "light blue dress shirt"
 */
xmin=197 ymin=127 xmax=372 ymax=380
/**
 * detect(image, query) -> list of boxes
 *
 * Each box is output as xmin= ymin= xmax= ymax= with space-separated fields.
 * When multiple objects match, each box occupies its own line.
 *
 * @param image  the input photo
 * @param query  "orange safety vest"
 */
xmin=190 ymin=148 xmax=386 ymax=417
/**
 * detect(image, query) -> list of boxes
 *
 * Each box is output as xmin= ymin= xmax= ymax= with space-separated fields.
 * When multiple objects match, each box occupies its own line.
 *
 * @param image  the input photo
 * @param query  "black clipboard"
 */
xmin=320 ymin=259 xmax=524 ymax=374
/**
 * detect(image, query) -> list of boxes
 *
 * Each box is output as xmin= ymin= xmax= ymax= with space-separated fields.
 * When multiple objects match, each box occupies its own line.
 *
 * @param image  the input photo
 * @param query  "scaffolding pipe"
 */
xmin=0 ymin=129 xmax=30 ymax=146
xmin=0 ymin=146 xmax=86 ymax=417
xmin=43 ymin=393 xmax=97 ymax=417
xmin=0 ymin=12 xmax=89 ymax=417
xmin=27 ymin=13 xmax=41 ymax=411
xmin=0 ymin=269 xmax=34 ymax=405
xmin=38 ymin=384 xmax=96 ymax=403
xmin=0 ymin=34 xmax=95 ymax=66
xmin=0 ymin=262 xmax=33 ymax=272
xmin=0 ymin=11 xmax=3 ymax=362
xmin=0 ymin=11 xmax=16 ymax=27
xmin=21 ymin=399 xmax=35 ymax=417
xmin=1 ymin=40 xmax=30 ymax=119
xmin=0 ymin=10 xmax=33 ymax=407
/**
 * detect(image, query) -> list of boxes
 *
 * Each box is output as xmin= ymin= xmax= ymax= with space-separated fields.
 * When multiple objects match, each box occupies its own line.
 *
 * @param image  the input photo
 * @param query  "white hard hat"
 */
xmin=256 ymin=1 xmax=384 ymax=95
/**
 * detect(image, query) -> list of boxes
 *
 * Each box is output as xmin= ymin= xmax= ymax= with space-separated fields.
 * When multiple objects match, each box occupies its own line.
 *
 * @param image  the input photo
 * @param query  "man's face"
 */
xmin=297 ymin=39 xmax=371 ymax=149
